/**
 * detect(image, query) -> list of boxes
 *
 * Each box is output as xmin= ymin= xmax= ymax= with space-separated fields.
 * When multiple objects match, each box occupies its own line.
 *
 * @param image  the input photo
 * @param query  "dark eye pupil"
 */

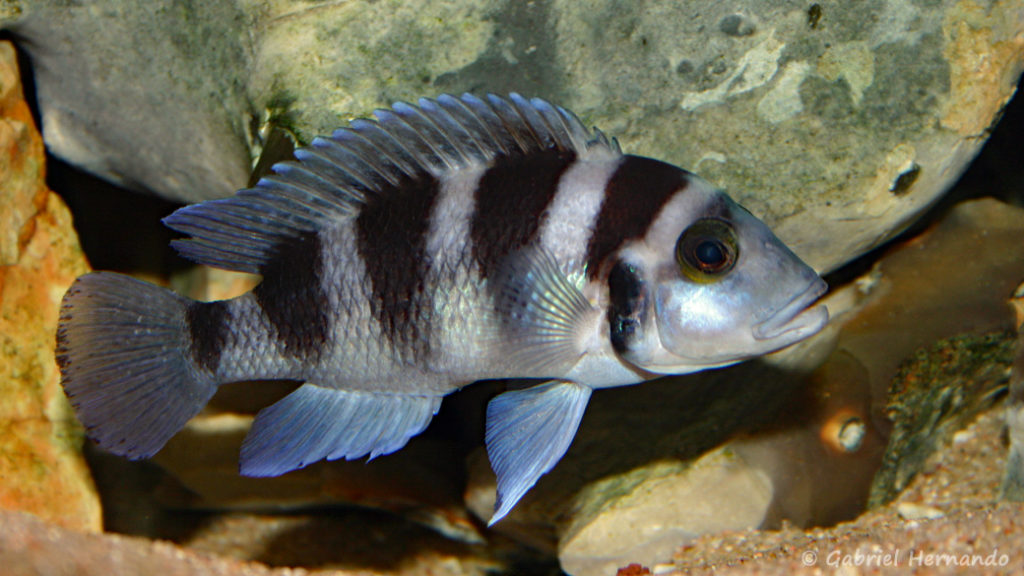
xmin=675 ymin=218 xmax=739 ymax=281
xmin=694 ymin=239 xmax=727 ymax=269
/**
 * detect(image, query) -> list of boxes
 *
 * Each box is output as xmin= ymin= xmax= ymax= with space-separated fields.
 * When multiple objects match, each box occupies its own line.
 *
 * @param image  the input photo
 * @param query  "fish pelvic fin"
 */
xmin=485 ymin=380 xmax=592 ymax=525
xmin=56 ymin=272 xmax=218 ymax=459
xmin=239 ymin=383 xmax=442 ymax=477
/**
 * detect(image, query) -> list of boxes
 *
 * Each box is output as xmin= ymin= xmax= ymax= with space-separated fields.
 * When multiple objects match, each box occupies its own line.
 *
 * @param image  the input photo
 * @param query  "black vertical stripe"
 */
xmin=585 ymin=155 xmax=689 ymax=279
xmin=607 ymin=260 xmax=646 ymax=355
xmin=254 ymin=232 xmax=330 ymax=358
xmin=355 ymin=175 xmax=442 ymax=360
xmin=186 ymin=300 xmax=231 ymax=372
xmin=470 ymin=149 xmax=578 ymax=278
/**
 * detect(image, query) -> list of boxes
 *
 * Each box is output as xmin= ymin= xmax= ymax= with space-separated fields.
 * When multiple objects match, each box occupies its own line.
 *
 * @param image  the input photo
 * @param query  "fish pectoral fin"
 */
xmin=490 ymin=247 xmax=596 ymax=374
xmin=239 ymin=383 xmax=442 ymax=477
xmin=485 ymin=379 xmax=592 ymax=525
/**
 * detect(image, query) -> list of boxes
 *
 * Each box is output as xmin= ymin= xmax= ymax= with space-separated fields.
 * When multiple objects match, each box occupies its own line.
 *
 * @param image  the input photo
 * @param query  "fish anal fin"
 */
xmin=239 ymin=383 xmax=442 ymax=477
xmin=485 ymin=380 xmax=592 ymax=524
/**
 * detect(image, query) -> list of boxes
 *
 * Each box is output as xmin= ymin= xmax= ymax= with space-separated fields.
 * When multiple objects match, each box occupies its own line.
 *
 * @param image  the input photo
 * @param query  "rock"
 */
xmin=1000 ymin=282 xmax=1024 ymax=501
xmin=2 ymin=1 xmax=254 ymax=203
xmin=1012 ymin=284 xmax=1024 ymax=329
xmin=557 ymin=449 xmax=776 ymax=576
xmin=0 ymin=505 xmax=549 ymax=576
xmin=895 ymin=501 xmax=945 ymax=521
xmin=171 ymin=266 xmax=260 ymax=303
xmin=868 ymin=331 xmax=1016 ymax=507
xmin=671 ymin=409 xmax=1024 ymax=575
xmin=832 ymin=198 xmax=1024 ymax=408
xmin=169 ymin=509 xmax=529 ymax=576
xmin=0 ymin=40 xmax=101 ymax=531
xmin=0 ymin=41 xmax=44 ymax=266
xmin=730 ymin=350 xmax=886 ymax=531
xmin=5 ymin=1 xmax=1024 ymax=271
xmin=463 ymin=198 xmax=1024 ymax=575
xmin=151 ymin=412 xmax=483 ymax=544
xmin=0 ymin=509 xmax=301 ymax=576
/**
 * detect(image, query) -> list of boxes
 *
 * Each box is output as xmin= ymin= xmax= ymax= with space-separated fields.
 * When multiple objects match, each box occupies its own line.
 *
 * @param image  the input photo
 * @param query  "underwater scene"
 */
xmin=1 ymin=1 xmax=1024 ymax=575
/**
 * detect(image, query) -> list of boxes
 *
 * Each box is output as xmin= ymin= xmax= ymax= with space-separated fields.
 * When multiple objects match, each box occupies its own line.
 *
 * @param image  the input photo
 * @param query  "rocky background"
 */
xmin=1 ymin=1 xmax=1023 ymax=575
xmin=0 ymin=40 xmax=100 ymax=534
xmin=4 ymin=0 xmax=1022 ymax=271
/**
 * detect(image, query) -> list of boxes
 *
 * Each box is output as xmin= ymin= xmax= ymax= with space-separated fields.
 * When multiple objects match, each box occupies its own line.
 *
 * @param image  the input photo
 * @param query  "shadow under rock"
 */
xmin=253 ymin=508 xmax=560 ymax=574
xmin=46 ymin=153 xmax=186 ymax=277
xmin=486 ymin=352 xmax=836 ymax=527
xmin=84 ymin=444 xmax=217 ymax=544
xmin=258 ymin=509 xmax=468 ymax=570
xmin=566 ymin=357 xmax=817 ymax=484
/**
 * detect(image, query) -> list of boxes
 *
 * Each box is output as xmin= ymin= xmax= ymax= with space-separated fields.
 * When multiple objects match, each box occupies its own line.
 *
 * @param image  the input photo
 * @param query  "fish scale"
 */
xmin=56 ymin=93 xmax=828 ymax=524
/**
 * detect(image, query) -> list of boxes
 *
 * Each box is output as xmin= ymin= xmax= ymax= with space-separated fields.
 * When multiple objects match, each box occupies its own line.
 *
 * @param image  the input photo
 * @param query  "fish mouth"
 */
xmin=753 ymin=279 xmax=829 ymax=342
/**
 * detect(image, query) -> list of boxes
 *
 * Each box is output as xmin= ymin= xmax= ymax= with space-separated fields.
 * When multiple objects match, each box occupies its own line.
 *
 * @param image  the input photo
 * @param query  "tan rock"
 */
xmin=152 ymin=412 xmax=483 ymax=544
xmin=1011 ymin=281 xmax=1024 ymax=330
xmin=559 ymin=452 xmax=774 ymax=576
xmin=0 ymin=40 xmax=46 ymax=266
xmin=0 ymin=510 xmax=309 ymax=576
xmin=465 ymin=198 xmax=1024 ymax=575
xmin=0 ymin=40 xmax=100 ymax=532
xmin=670 ymin=410 xmax=1024 ymax=576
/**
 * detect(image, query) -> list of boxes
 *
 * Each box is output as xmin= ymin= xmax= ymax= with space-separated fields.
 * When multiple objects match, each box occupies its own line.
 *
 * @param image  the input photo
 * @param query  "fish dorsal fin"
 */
xmin=164 ymin=93 xmax=618 ymax=274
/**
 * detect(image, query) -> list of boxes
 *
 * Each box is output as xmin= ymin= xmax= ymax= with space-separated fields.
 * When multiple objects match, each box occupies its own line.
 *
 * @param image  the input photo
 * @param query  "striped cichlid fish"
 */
xmin=56 ymin=94 xmax=828 ymax=524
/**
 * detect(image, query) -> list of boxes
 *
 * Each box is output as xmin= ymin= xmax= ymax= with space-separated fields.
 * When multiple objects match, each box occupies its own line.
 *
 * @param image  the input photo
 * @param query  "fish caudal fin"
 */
xmin=56 ymin=272 xmax=218 ymax=459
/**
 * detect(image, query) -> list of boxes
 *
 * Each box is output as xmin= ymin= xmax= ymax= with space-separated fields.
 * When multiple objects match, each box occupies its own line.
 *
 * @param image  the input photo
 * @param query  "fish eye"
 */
xmin=675 ymin=218 xmax=739 ymax=282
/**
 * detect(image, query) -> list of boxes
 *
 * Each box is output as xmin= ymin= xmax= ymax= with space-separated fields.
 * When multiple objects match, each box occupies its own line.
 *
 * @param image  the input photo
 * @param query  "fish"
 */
xmin=55 ymin=93 xmax=828 ymax=525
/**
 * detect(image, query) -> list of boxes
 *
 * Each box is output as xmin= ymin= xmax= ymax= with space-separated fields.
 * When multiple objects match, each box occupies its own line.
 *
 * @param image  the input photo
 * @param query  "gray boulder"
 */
xmin=4 ymin=0 xmax=1022 ymax=270
xmin=2 ymin=1 xmax=254 ymax=203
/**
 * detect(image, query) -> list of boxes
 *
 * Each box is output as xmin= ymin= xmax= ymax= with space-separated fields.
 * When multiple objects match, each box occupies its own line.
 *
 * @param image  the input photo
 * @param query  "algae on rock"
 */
xmin=869 ymin=331 xmax=1015 ymax=508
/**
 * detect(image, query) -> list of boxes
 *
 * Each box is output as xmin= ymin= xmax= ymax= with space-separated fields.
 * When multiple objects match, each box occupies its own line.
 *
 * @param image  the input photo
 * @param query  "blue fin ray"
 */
xmin=56 ymin=272 xmax=218 ymax=459
xmin=490 ymin=248 xmax=595 ymax=375
xmin=485 ymin=380 xmax=592 ymax=525
xmin=341 ymin=120 xmax=426 ymax=179
xmin=296 ymin=142 xmax=383 ymax=197
xmin=435 ymin=94 xmax=511 ymax=157
xmin=164 ymin=94 xmax=617 ymax=273
xmin=389 ymin=101 xmax=468 ymax=170
xmin=239 ymin=384 xmax=442 ymax=477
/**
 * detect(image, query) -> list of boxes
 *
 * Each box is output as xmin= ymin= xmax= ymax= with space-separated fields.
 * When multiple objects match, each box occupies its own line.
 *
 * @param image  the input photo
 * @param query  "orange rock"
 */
xmin=0 ymin=40 xmax=100 ymax=532
xmin=0 ymin=41 xmax=47 ymax=266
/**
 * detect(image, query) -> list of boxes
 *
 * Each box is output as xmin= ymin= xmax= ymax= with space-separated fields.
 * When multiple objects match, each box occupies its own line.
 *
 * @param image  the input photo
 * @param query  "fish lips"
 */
xmin=753 ymin=279 xmax=829 ymax=344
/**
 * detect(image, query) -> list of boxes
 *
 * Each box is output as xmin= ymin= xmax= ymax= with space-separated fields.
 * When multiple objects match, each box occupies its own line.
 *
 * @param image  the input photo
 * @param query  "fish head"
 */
xmin=608 ymin=178 xmax=828 ymax=374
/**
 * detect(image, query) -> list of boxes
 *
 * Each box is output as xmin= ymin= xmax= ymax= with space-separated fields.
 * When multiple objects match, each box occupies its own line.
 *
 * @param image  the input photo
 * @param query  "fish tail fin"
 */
xmin=56 ymin=272 xmax=219 ymax=459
